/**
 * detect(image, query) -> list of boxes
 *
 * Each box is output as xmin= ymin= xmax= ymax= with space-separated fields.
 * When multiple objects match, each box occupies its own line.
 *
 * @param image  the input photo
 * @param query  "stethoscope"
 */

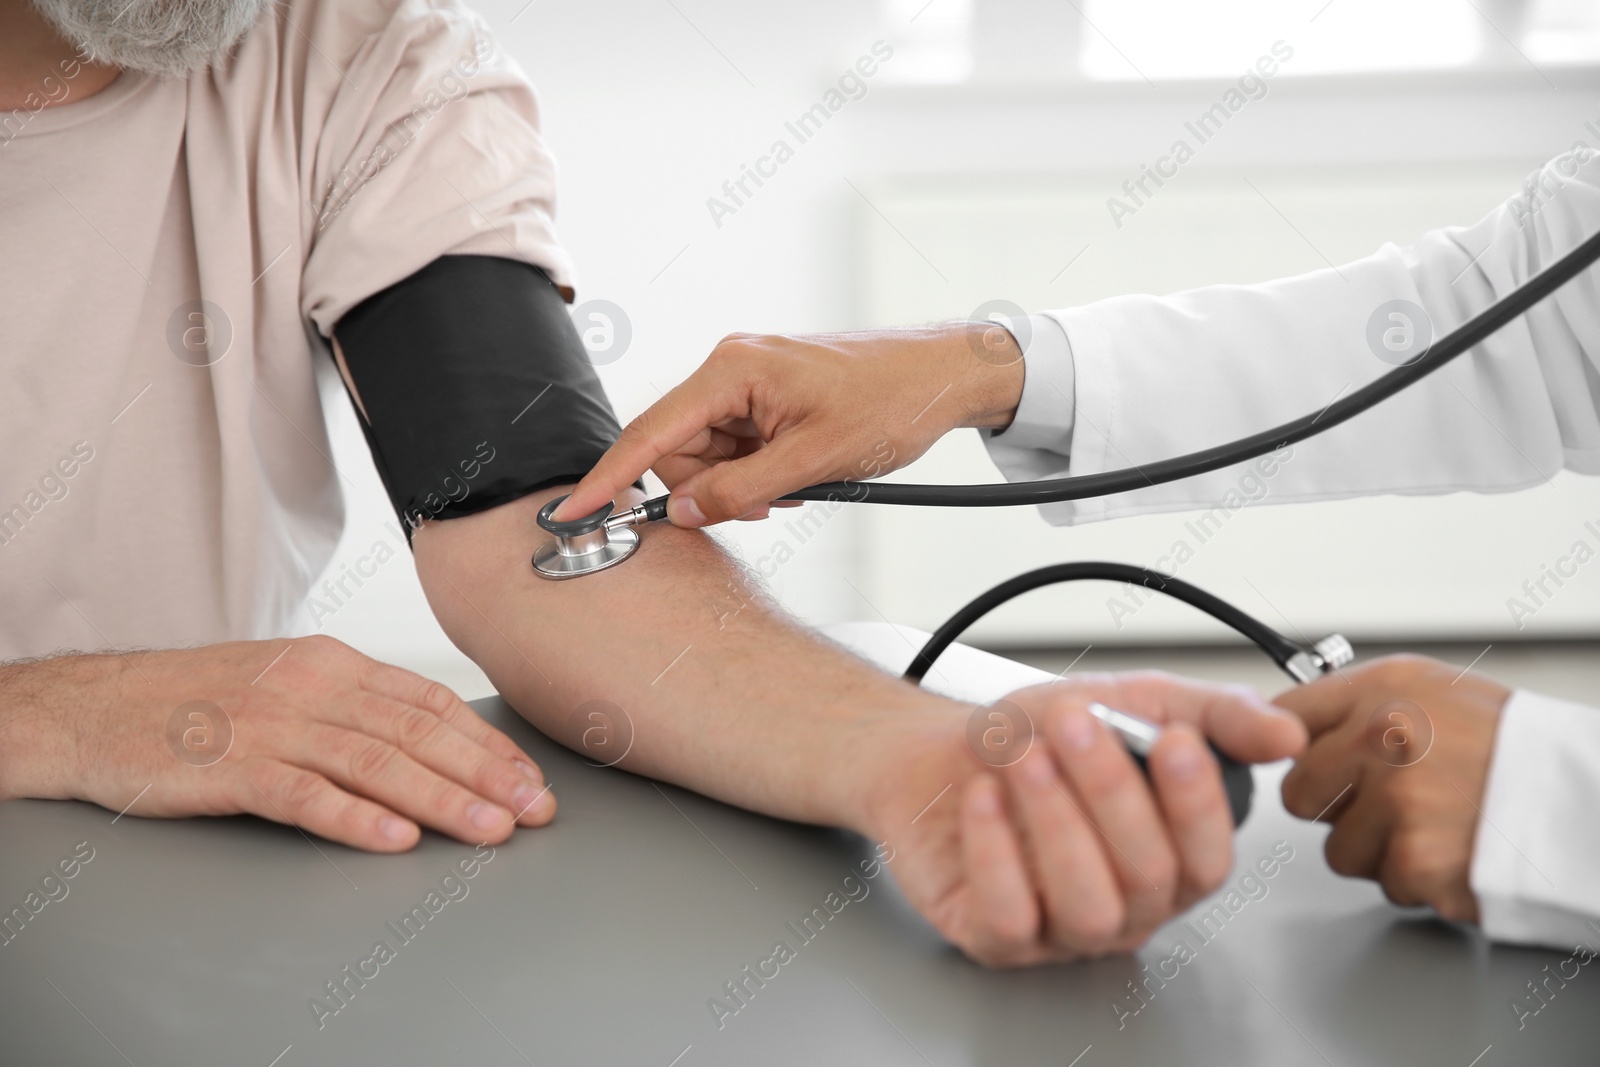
xmin=532 ymin=228 xmax=1600 ymax=826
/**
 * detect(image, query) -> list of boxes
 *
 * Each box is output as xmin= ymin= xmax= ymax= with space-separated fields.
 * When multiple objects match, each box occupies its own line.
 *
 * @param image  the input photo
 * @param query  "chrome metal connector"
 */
xmin=603 ymin=503 xmax=653 ymax=532
xmin=1313 ymin=634 xmax=1354 ymax=672
xmin=1285 ymin=633 xmax=1354 ymax=683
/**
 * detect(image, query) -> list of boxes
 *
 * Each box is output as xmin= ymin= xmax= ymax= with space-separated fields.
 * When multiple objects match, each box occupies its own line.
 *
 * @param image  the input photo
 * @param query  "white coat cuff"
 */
xmin=1470 ymin=689 xmax=1600 ymax=949
xmin=982 ymin=312 xmax=1075 ymax=475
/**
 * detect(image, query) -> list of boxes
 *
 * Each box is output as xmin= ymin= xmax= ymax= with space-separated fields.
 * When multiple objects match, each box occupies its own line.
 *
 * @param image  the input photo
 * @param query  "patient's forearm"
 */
xmin=413 ymin=486 xmax=953 ymax=830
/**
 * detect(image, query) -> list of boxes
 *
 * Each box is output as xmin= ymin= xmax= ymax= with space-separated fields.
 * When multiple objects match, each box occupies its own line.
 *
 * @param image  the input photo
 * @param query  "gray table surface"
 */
xmin=2 ymin=693 xmax=1595 ymax=1067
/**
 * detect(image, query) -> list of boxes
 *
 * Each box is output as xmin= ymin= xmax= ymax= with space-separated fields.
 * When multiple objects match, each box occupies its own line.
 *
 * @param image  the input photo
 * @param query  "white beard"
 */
xmin=32 ymin=0 xmax=271 ymax=77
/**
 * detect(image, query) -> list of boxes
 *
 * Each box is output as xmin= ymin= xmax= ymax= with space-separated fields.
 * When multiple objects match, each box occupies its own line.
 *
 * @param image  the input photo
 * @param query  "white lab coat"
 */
xmin=983 ymin=147 xmax=1600 ymax=951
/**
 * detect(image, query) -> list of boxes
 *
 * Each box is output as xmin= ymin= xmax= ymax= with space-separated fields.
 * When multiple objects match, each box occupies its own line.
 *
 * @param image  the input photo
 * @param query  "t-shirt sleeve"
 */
xmin=297 ymin=0 xmax=574 ymax=336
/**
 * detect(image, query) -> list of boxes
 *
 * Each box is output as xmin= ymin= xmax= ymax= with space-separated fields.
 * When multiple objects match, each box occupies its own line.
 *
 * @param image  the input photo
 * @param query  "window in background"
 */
xmin=883 ymin=0 xmax=1599 ymax=84
xmin=1079 ymin=0 xmax=1482 ymax=80
xmin=1526 ymin=0 xmax=1600 ymax=64
xmin=882 ymin=0 xmax=974 ymax=83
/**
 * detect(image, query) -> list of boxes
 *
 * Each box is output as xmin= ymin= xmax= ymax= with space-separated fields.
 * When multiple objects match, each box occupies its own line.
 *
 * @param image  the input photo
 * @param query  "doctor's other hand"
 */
xmin=0 ymin=636 xmax=555 ymax=850
xmin=555 ymin=323 xmax=1025 ymax=527
xmin=855 ymin=672 xmax=1306 ymax=967
xmin=1276 ymin=655 xmax=1510 ymax=923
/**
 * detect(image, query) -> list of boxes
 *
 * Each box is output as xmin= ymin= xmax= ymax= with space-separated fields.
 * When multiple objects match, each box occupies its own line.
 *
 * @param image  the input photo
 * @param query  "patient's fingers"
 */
xmin=959 ymin=775 xmax=1040 ymax=965
xmin=1043 ymin=709 xmax=1175 ymax=938
xmin=1041 ymin=673 xmax=1307 ymax=764
xmin=1005 ymin=744 xmax=1127 ymax=951
xmin=360 ymin=660 xmax=535 ymax=768
xmin=238 ymin=758 xmax=419 ymax=852
xmin=286 ymin=723 xmax=516 ymax=845
xmin=1146 ymin=724 xmax=1234 ymax=905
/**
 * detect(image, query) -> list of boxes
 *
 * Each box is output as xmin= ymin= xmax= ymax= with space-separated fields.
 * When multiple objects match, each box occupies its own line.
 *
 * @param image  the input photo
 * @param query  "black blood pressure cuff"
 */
xmin=333 ymin=255 xmax=628 ymax=536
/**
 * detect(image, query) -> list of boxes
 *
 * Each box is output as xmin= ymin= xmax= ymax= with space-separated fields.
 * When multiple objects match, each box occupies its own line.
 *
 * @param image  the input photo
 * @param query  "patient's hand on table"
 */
xmin=856 ymin=672 xmax=1306 ymax=967
xmin=0 ymin=637 xmax=554 ymax=849
xmin=1277 ymin=655 xmax=1509 ymax=923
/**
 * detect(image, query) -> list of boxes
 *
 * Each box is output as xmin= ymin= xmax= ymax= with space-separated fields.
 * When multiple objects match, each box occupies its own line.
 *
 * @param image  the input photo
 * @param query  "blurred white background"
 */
xmin=311 ymin=0 xmax=1600 ymax=697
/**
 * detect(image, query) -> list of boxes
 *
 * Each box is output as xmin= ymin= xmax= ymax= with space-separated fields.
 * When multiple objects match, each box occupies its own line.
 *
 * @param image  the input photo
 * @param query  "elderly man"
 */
xmin=0 ymin=0 xmax=1304 ymax=967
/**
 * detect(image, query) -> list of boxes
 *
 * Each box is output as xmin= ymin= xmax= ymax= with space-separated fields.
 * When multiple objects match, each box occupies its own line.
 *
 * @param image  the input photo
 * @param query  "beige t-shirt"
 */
xmin=0 ymin=0 xmax=573 ymax=661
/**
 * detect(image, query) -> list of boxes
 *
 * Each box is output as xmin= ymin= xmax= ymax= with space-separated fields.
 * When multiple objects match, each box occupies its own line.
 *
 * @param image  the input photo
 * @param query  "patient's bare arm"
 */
xmin=412 ymin=483 xmax=933 ymax=828
xmin=413 ymin=483 xmax=1307 ymax=966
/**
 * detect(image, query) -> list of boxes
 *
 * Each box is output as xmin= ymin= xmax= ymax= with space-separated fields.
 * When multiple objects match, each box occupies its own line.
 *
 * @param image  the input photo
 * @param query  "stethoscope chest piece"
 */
xmin=532 ymin=496 xmax=640 ymax=579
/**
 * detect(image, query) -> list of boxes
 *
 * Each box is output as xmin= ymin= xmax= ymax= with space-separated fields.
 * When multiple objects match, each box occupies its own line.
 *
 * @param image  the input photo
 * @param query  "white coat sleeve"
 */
xmin=982 ymin=147 xmax=1600 ymax=527
xmin=1472 ymin=690 xmax=1600 ymax=950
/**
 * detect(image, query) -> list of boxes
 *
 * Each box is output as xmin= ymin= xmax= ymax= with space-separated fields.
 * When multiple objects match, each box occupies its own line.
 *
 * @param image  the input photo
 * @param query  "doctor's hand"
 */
xmin=0 ymin=636 xmax=555 ymax=850
xmin=1277 ymin=655 xmax=1509 ymax=923
xmin=555 ymin=324 xmax=1025 ymax=527
xmin=854 ymin=673 xmax=1306 ymax=967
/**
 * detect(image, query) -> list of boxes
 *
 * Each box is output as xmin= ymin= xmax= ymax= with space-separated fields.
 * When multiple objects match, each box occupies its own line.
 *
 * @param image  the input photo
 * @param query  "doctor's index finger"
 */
xmin=556 ymin=377 xmax=745 ymax=520
xmin=670 ymin=429 xmax=845 ymax=525
xmin=1271 ymin=673 xmax=1362 ymax=737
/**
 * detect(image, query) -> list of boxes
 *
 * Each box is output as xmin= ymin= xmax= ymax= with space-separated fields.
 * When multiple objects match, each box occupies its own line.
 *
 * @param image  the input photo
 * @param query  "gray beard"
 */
xmin=32 ymin=0 xmax=271 ymax=77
